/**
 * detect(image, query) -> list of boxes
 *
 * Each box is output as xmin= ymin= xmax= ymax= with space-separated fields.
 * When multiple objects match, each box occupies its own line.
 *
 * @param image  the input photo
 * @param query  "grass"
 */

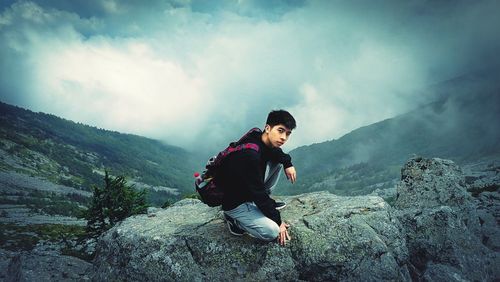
xmin=0 ymin=223 xmax=86 ymax=252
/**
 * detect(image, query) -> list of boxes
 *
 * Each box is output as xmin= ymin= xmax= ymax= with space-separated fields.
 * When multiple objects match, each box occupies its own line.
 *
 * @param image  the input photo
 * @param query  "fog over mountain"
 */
xmin=1 ymin=0 xmax=499 ymax=154
xmin=275 ymin=70 xmax=500 ymax=196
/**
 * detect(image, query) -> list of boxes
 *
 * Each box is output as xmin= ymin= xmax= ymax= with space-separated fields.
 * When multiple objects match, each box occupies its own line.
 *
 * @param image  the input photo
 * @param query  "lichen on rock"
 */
xmin=91 ymin=156 xmax=499 ymax=281
xmin=92 ymin=192 xmax=409 ymax=281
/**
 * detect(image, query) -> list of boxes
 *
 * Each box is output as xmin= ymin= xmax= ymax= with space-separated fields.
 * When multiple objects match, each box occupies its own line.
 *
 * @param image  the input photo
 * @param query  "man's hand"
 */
xmin=285 ymin=166 xmax=296 ymax=184
xmin=278 ymin=222 xmax=291 ymax=246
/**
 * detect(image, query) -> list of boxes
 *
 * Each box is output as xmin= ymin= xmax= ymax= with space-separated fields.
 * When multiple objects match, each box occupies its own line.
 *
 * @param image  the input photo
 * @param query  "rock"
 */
xmin=147 ymin=206 xmax=160 ymax=217
xmin=393 ymin=156 xmax=499 ymax=281
xmin=475 ymin=191 xmax=500 ymax=251
xmin=422 ymin=262 xmax=470 ymax=282
xmin=92 ymin=192 xmax=410 ymax=281
xmin=394 ymin=157 xmax=472 ymax=210
xmin=0 ymin=249 xmax=17 ymax=281
xmin=4 ymin=244 xmax=92 ymax=281
xmin=462 ymin=159 xmax=500 ymax=252
xmin=369 ymin=186 xmax=396 ymax=200
xmin=91 ymin=156 xmax=499 ymax=281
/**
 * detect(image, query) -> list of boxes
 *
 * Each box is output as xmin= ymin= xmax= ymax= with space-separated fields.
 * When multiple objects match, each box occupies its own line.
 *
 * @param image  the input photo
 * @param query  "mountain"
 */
xmin=0 ymin=101 xmax=198 ymax=205
xmin=276 ymin=71 xmax=500 ymax=196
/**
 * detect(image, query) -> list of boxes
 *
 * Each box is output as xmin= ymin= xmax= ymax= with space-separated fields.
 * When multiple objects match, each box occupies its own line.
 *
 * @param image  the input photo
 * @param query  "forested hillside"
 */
xmin=0 ymin=102 xmax=197 ymax=204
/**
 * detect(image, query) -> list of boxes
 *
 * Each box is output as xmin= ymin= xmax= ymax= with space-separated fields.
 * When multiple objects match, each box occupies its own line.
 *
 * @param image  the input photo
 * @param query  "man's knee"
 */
xmin=260 ymin=222 xmax=280 ymax=241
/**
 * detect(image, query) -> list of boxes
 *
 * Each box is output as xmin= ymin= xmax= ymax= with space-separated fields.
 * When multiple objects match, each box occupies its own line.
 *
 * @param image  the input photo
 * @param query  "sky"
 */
xmin=1 ymin=0 xmax=499 ymax=153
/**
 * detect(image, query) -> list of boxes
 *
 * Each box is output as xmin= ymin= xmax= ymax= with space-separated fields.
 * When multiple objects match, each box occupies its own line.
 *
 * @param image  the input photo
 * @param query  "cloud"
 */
xmin=1 ymin=0 xmax=499 ymax=154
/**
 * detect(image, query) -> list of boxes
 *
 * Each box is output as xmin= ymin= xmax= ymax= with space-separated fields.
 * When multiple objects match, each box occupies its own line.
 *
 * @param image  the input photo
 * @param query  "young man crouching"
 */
xmin=218 ymin=110 xmax=297 ymax=246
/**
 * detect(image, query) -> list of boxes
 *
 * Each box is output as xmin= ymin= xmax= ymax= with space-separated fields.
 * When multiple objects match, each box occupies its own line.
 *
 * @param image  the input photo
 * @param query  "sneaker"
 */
xmin=275 ymin=201 xmax=287 ymax=210
xmin=224 ymin=214 xmax=245 ymax=236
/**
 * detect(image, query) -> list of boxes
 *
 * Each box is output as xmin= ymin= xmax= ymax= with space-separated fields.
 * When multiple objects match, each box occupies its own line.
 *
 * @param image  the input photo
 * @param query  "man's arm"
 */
xmin=268 ymin=147 xmax=293 ymax=168
xmin=269 ymin=148 xmax=297 ymax=183
xmin=240 ymin=151 xmax=282 ymax=226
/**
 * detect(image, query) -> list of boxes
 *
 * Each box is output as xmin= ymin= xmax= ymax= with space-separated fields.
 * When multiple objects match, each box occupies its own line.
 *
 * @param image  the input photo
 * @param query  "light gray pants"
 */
xmin=224 ymin=162 xmax=282 ymax=241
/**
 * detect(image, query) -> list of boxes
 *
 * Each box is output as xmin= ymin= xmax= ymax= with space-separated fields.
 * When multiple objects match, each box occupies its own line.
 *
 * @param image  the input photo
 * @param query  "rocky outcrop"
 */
xmin=475 ymin=191 xmax=500 ymax=251
xmin=3 ymin=243 xmax=92 ymax=281
xmin=393 ymin=157 xmax=499 ymax=281
xmin=91 ymin=157 xmax=499 ymax=281
xmin=92 ymin=195 xmax=409 ymax=281
xmin=462 ymin=159 xmax=500 ymax=252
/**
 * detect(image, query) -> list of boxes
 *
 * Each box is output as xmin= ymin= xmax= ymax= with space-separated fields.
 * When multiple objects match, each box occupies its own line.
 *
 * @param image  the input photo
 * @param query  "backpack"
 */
xmin=194 ymin=128 xmax=262 ymax=207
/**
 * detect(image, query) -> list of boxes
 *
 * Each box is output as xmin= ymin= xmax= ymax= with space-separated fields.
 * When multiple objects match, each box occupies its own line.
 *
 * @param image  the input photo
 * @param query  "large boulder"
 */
xmin=393 ymin=157 xmax=499 ymax=281
xmin=91 ymin=156 xmax=499 ymax=281
xmin=92 ymin=194 xmax=410 ymax=281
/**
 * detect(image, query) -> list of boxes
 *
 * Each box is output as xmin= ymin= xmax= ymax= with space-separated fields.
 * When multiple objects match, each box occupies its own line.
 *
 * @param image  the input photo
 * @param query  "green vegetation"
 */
xmin=85 ymin=171 xmax=148 ymax=237
xmin=0 ymin=223 xmax=86 ymax=251
xmin=147 ymin=190 xmax=179 ymax=207
xmin=276 ymin=162 xmax=400 ymax=196
xmin=0 ymin=101 xmax=197 ymax=199
xmin=0 ymin=191 xmax=88 ymax=217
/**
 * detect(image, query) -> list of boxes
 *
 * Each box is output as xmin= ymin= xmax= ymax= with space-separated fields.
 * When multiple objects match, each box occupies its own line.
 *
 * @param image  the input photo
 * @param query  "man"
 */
xmin=218 ymin=110 xmax=297 ymax=246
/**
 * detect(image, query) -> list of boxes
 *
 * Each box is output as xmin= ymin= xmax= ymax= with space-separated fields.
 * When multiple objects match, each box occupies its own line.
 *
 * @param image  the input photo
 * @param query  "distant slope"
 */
xmin=0 ymin=101 xmax=197 ymax=203
xmin=276 ymin=71 xmax=500 ymax=196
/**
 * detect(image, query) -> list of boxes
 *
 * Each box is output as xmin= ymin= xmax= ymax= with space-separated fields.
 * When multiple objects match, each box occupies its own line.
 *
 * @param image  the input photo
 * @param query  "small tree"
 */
xmin=85 ymin=170 xmax=148 ymax=237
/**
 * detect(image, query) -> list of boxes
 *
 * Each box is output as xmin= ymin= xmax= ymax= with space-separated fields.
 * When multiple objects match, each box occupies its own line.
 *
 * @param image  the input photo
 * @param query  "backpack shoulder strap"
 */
xmin=235 ymin=127 xmax=262 ymax=144
xmin=213 ymin=142 xmax=260 ymax=166
xmin=208 ymin=128 xmax=262 ymax=169
xmin=220 ymin=143 xmax=259 ymax=157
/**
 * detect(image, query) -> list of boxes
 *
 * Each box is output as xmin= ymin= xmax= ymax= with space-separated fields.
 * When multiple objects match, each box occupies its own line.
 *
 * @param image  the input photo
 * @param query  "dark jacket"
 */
xmin=218 ymin=129 xmax=293 ymax=225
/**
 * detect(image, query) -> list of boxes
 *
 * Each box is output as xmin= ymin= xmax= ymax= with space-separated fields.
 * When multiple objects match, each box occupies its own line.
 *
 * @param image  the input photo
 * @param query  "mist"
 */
xmin=1 ymin=0 xmax=499 ymax=154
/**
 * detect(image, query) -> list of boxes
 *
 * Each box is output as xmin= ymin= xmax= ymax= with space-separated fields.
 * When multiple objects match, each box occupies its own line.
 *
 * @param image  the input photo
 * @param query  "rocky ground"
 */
xmin=0 ymin=170 xmax=93 ymax=281
xmin=0 ymin=171 xmax=91 ymax=197
xmin=0 ymin=170 xmax=90 ymax=225
xmin=0 ymin=156 xmax=498 ymax=281
xmin=1 ymin=242 xmax=93 ymax=281
xmin=93 ymin=194 xmax=409 ymax=281
xmin=91 ymin=156 xmax=499 ymax=281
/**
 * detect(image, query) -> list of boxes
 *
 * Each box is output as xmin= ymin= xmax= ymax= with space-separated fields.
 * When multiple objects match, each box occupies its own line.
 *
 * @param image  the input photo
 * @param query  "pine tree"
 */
xmin=85 ymin=183 xmax=106 ymax=236
xmin=85 ymin=170 xmax=148 ymax=237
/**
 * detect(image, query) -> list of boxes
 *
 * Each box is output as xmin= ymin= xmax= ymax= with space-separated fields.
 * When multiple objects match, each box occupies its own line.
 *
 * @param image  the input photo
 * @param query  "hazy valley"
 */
xmin=0 ymin=71 xmax=499 ymax=280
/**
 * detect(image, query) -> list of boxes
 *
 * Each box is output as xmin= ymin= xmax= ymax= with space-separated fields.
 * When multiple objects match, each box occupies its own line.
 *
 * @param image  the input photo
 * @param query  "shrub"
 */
xmin=84 ymin=170 xmax=148 ymax=237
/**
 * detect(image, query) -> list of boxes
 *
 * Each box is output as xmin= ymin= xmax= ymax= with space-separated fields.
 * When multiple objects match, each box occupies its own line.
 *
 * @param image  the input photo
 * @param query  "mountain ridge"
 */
xmin=276 ymin=71 xmax=500 ymax=196
xmin=0 ymin=101 xmax=197 ymax=205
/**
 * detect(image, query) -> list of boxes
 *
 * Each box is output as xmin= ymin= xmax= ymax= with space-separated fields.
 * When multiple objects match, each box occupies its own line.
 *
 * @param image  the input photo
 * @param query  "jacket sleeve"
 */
xmin=269 ymin=147 xmax=293 ymax=169
xmin=239 ymin=150 xmax=282 ymax=226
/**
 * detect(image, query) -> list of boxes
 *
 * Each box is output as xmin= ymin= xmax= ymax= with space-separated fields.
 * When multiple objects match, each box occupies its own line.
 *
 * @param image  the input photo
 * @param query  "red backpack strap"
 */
xmin=210 ymin=128 xmax=262 ymax=167
xmin=220 ymin=143 xmax=259 ymax=157
xmin=214 ymin=142 xmax=259 ymax=166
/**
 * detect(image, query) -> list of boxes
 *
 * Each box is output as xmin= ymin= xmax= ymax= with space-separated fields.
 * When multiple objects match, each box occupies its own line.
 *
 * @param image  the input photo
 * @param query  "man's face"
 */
xmin=265 ymin=124 xmax=292 ymax=148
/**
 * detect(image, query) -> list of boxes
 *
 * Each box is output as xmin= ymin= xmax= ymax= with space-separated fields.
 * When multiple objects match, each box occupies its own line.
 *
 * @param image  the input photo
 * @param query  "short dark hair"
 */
xmin=266 ymin=110 xmax=296 ymax=130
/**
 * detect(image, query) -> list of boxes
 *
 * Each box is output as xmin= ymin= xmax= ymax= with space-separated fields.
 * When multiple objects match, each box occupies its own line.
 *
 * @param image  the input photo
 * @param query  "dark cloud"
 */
xmin=0 ymin=0 xmax=499 ymax=154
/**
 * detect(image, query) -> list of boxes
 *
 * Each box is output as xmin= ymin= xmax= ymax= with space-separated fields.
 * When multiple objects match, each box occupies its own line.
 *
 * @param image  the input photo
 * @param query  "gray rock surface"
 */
xmin=0 ymin=171 xmax=91 ymax=197
xmin=0 ymin=249 xmax=17 ymax=281
xmin=92 ymin=192 xmax=410 ymax=281
xmin=462 ymin=159 xmax=500 ymax=252
xmin=475 ymin=191 xmax=500 ymax=251
xmin=90 ymin=156 xmax=499 ymax=281
xmin=393 ymin=156 xmax=499 ymax=281
xmin=3 ymin=243 xmax=92 ymax=282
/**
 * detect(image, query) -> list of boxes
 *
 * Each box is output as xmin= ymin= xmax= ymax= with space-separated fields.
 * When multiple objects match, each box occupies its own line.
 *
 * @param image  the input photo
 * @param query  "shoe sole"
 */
xmin=226 ymin=221 xmax=245 ymax=236
xmin=275 ymin=204 xmax=286 ymax=210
